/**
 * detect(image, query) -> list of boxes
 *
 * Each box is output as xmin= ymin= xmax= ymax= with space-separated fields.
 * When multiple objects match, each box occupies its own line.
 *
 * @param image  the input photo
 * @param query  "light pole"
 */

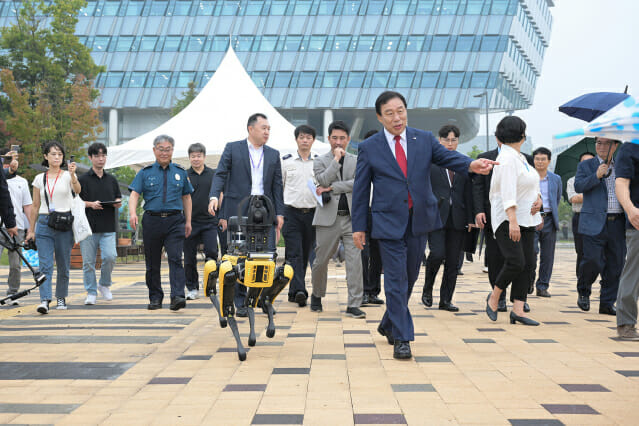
xmin=474 ymin=91 xmax=490 ymax=152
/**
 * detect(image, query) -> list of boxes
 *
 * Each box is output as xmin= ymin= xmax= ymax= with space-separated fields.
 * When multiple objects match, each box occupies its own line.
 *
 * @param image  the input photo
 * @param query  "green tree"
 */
xmin=466 ymin=144 xmax=482 ymax=159
xmin=172 ymin=81 xmax=199 ymax=116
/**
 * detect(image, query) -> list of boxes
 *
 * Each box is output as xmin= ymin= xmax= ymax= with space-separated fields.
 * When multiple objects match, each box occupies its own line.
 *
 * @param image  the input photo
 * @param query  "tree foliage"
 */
xmin=466 ymin=145 xmax=483 ymax=159
xmin=171 ymin=81 xmax=199 ymax=117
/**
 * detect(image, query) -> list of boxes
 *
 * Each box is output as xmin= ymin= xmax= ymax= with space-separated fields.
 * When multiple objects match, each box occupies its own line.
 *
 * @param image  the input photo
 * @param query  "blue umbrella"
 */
xmin=559 ymin=91 xmax=630 ymax=122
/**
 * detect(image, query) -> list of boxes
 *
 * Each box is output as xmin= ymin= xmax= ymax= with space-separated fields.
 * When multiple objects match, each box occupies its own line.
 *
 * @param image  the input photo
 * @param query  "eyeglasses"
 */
xmin=596 ymin=141 xmax=612 ymax=146
xmin=155 ymin=147 xmax=173 ymax=153
xmin=442 ymin=138 xmax=459 ymax=144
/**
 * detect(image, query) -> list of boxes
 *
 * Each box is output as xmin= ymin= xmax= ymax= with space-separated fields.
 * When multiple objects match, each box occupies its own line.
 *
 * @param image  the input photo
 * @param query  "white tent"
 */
xmin=106 ymin=46 xmax=329 ymax=170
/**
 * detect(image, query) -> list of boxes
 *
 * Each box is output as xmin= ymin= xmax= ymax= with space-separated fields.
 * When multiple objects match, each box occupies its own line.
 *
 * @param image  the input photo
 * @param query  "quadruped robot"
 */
xmin=203 ymin=195 xmax=293 ymax=361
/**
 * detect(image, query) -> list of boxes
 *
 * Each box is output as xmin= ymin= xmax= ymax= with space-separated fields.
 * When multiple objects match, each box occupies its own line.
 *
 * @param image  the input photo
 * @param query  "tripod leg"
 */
xmin=227 ymin=317 xmax=247 ymax=361
xmin=247 ymin=306 xmax=256 ymax=347
xmin=264 ymin=299 xmax=275 ymax=338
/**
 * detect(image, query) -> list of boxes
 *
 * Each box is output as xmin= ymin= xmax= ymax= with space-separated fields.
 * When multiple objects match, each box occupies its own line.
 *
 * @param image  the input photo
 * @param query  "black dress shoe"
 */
xmin=147 ymin=300 xmax=162 ymax=310
xmin=510 ymin=311 xmax=539 ymax=326
xmin=457 ymin=270 xmax=464 ymax=276
xmin=523 ymin=302 xmax=530 ymax=313
xmin=236 ymin=306 xmax=248 ymax=317
xmin=497 ymin=299 xmax=507 ymax=312
xmin=310 ymin=295 xmax=322 ymax=312
xmin=362 ymin=294 xmax=370 ymax=305
xmin=485 ymin=294 xmax=498 ymax=321
xmin=377 ymin=325 xmax=394 ymax=345
xmin=536 ymin=289 xmax=551 ymax=297
xmin=393 ymin=341 xmax=412 ymax=360
xmin=577 ymin=295 xmax=590 ymax=311
xmin=599 ymin=305 xmax=616 ymax=316
xmin=367 ymin=295 xmax=384 ymax=305
xmin=421 ymin=293 xmax=433 ymax=307
xmin=528 ymin=281 xmax=535 ymax=295
xmin=294 ymin=291 xmax=307 ymax=308
xmin=439 ymin=302 xmax=459 ymax=312
xmin=288 ymin=294 xmax=296 ymax=303
xmin=170 ymin=296 xmax=186 ymax=311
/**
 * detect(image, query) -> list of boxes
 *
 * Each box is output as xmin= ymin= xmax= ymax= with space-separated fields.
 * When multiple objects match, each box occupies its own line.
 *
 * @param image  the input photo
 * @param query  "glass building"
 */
xmin=0 ymin=0 xmax=554 ymax=145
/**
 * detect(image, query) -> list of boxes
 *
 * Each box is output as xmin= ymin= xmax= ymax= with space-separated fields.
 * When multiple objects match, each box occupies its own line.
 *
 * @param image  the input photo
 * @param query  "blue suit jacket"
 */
xmin=574 ymin=157 xmax=608 ymax=236
xmin=210 ymin=139 xmax=284 ymax=222
xmin=542 ymin=171 xmax=562 ymax=230
xmin=352 ymin=127 xmax=473 ymax=240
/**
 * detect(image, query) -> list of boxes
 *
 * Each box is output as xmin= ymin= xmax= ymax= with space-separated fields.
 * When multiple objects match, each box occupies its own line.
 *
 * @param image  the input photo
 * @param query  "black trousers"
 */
xmin=361 ymin=231 xmax=382 ymax=296
xmin=282 ymin=206 xmax=315 ymax=297
xmin=494 ymin=221 xmax=535 ymax=303
xmin=484 ymin=220 xmax=507 ymax=302
xmin=142 ymin=212 xmax=186 ymax=302
xmin=572 ymin=213 xmax=583 ymax=279
xmin=577 ymin=214 xmax=626 ymax=307
xmin=424 ymin=217 xmax=465 ymax=304
xmin=183 ymin=221 xmax=218 ymax=291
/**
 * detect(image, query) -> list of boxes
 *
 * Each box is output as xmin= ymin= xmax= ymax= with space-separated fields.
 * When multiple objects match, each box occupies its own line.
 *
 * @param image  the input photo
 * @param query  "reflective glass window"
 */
xmin=445 ymin=72 xmax=464 ymax=88
xmin=104 ymin=72 xmax=124 ymax=87
xmin=456 ymin=35 xmax=474 ymax=51
xmin=221 ymin=1 xmax=240 ymax=15
xmin=176 ymin=72 xmax=196 ymax=87
xmin=367 ymin=0 xmax=388 ymax=15
xmin=251 ymin=72 xmax=269 ymax=88
xmin=346 ymin=72 xmax=365 ymax=88
xmin=152 ymin=72 xmax=171 ymax=88
xmin=297 ymin=72 xmax=317 ymax=88
xmin=139 ymin=36 xmax=159 ymax=51
xmin=308 ymin=35 xmax=327 ymax=51
xmin=416 ymin=0 xmax=434 ymax=13
xmin=270 ymin=0 xmax=288 ymax=15
xmin=382 ymin=36 xmax=400 ymax=52
xmin=283 ymin=35 xmax=303 ymax=51
xmin=465 ymin=0 xmax=484 ymax=14
xmin=332 ymin=36 xmax=351 ymax=52
xmin=293 ymin=0 xmax=312 ymax=15
xmin=125 ymin=1 xmax=144 ymax=15
xmin=173 ymin=1 xmax=192 ymax=15
xmin=480 ymin=35 xmax=499 ymax=51
xmin=441 ymin=0 xmax=459 ymax=15
xmin=102 ymin=1 xmax=120 ymax=16
xmin=342 ymin=1 xmax=361 ymax=15
xmin=80 ymin=1 xmax=97 ymax=16
xmin=233 ymin=35 xmax=254 ymax=51
xmin=259 ymin=35 xmax=278 ymax=51
xmin=245 ymin=0 xmax=264 ymax=15
xmin=273 ymin=72 xmax=293 ymax=88
xmin=420 ymin=72 xmax=440 ymax=88
xmin=184 ymin=36 xmax=206 ymax=51
xmin=200 ymin=71 xmax=214 ymax=86
xmin=491 ymin=0 xmax=509 ymax=14
xmin=404 ymin=36 xmax=424 ymax=52
xmin=322 ymin=72 xmax=341 ymax=88
xmin=356 ymin=35 xmax=376 ymax=52
xmin=115 ymin=36 xmax=134 ymax=52
xmin=391 ymin=0 xmax=410 ymax=15
xmin=149 ymin=1 xmax=169 ymax=15
xmin=396 ymin=72 xmax=415 ymax=88
xmin=211 ymin=36 xmax=229 ymax=51
xmin=317 ymin=0 xmax=336 ymax=14
xmin=78 ymin=37 xmax=89 ymax=47
xmin=431 ymin=36 xmax=450 ymax=51
xmin=93 ymin=36 xmax=111 ymax=52
xmin=128 ymin=72 xmax=148 ymax=88
xmin=371 ymin=72 xmax=390 ymax=88
xmin=163 ymin=36 xmax=182 ymax=51
xmin=197 ymin=1 xmax=216 ymax=15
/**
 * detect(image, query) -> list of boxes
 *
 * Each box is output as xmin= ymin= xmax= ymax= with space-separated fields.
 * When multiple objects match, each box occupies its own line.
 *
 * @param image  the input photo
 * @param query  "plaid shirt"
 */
xmin=599 ymin=157 xmax=623 ymax=213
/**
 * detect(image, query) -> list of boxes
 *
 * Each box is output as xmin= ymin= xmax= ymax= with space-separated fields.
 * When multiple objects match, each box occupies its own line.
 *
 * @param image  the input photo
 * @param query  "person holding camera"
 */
xmin=310 ymin=121 xmax=365 ymax=318
xmin=27 ymin=141 xmax=80 ymax=314
xmin=0 ymin=149 xmax=34 ymax=304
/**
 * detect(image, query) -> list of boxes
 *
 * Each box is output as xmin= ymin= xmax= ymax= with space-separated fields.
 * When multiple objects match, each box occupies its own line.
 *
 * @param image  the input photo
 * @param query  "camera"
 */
xmin=23 ymin=239 xmax=37 ymax=251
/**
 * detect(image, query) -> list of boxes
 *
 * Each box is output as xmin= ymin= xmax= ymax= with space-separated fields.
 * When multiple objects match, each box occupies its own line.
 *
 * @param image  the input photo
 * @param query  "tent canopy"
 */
xmin=106 ymin=46 xmax=329 ymax=170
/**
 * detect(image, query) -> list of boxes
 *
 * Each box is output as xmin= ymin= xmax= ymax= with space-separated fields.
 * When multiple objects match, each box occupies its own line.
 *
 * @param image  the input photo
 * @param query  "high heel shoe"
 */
xmin=485 ymin=294 xmax=497 ymax=322
xmin=510 ymin=311 xmax=539 ymax=326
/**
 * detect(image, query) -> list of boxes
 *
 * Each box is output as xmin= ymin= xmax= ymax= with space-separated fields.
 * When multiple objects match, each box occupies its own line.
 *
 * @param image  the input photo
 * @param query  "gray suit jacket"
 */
xmin=312 ymin=151 xmax=356 ymax=227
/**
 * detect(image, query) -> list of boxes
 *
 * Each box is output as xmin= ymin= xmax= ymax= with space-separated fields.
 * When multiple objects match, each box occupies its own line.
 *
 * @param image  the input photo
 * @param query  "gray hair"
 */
xmin=153 ymin=134 xmax=175 ymax=147
xmin=188 ymin=142 xmax=206 ymax=155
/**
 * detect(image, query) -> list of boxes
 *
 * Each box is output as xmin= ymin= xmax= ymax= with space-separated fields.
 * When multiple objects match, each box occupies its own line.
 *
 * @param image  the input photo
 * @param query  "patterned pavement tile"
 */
xmin=541 ymin=404 xmax=599 ymax=414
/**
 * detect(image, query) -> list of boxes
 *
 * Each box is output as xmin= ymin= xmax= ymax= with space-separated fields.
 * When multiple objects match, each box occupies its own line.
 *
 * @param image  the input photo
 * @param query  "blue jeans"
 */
xmin=80 ymin=232 xmax=117 ymax=295
xmin=35 ymin=214 xmax=74 ymax=301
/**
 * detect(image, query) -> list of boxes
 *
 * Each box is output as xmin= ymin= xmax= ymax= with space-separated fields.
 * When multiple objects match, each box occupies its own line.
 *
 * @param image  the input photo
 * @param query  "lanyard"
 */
xmin=46 ymin=170 xmax=61 ymax=200
xmin=250 ymin=149 xmax=264 ymax=171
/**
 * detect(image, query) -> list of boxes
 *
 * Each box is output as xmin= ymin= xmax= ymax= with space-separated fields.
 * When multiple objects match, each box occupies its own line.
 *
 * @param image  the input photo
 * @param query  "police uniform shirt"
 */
xmin=187 ymin=166 xmax=217 ymax=224
xmin=281 ymin=152 xmax=316 ymax=209
xmin=129 ymin=161 xmax=193 ymax=212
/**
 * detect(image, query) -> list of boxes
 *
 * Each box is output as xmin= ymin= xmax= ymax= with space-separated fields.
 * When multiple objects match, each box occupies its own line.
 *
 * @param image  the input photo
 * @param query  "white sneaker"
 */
xmin=482 ymin=266 xmax=489 ymax=273
xmin=56 ymin=297 xmax=67 ymax=310
xmin=98 ymin=285 xmax=113 ymax=301
xmin=84 ymin=294 xmax=96 ymax=305
xmin=37 ymin=300 xmax=49 ymax=314
xmin=186 ymin=289 xmax=199 ymax=300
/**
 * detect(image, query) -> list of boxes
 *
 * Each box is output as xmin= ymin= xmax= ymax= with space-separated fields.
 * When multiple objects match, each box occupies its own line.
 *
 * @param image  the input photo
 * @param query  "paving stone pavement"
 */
xmin=0 ymin=248 xmax=638 ymax=425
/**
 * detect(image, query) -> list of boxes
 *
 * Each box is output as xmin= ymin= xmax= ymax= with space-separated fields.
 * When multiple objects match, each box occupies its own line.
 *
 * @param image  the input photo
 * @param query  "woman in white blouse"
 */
xmin=485 ymin=116 xmax=542 ymax=326
xmin=27 ymin=141 xmax=81 ymax=314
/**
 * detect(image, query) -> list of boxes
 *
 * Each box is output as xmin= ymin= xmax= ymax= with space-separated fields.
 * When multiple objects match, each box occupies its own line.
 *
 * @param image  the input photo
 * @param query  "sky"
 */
xmin=478 ymin=0 xmax=639 ymax=151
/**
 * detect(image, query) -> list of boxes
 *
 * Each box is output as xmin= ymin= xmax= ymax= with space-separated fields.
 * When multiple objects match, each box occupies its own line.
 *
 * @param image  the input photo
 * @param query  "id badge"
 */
xmin=49 ymin=201 xmax=55 ymax=212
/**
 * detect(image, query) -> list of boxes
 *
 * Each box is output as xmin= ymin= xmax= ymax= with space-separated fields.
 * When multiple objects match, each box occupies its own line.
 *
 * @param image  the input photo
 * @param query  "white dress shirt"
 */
xmin=490 ymin=144 xmax=542 ymax=232
xmin=247 ymin=140 xmax=264 ymax=195
xmin=566 ymin=176 xmax=582 ymax=213
xmin=383 ymin=128 xmax=407 ymax=160
xmin=282 ymin=152 xmax=316 ymax=208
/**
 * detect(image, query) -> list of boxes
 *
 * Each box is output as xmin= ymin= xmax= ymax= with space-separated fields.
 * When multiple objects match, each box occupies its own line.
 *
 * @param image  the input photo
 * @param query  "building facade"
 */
xmin=0 ymin=0 xmax=554 ymax=145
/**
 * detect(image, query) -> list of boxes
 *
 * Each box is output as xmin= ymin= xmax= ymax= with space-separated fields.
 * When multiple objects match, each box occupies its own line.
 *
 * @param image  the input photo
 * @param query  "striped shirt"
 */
xmin=598 ymin=157 xmax=623 ymax=214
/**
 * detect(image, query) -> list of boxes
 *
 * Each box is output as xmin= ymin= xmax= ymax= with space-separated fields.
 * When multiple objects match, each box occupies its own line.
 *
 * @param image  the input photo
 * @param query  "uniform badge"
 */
xmin=175 ymin=174 xmax=181 ymax=180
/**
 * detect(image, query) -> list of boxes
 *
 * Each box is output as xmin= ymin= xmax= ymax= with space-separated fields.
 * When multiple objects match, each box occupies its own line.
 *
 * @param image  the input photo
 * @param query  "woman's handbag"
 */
xmin=43 ymin=173 xmax=74 ymax=232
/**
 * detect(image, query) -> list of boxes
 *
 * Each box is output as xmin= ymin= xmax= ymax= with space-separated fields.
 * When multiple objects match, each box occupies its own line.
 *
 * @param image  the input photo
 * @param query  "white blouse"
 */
xmin=33 ymin=171 xmax=75 ymax=215
xmin=490 ymin=144 xmax=542 ymax=233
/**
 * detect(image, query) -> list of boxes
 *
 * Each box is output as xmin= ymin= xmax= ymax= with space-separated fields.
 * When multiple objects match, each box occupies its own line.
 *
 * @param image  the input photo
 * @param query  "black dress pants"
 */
xmin=183 ymin=221 xmax=218 ymax=291
xmin=494 ymin=221 xmax=535 ymax=302
xmin=424 ymin=216 xmax=465 ymax=305
xmin=283 ymin=206 xmax=315 ymax=298
xmin=361 ymin=231 xmax=383 ymax=297
xmin=572 ymin=213 xmax=583 ymax=280
xmin=484 ymin=220 xmax=507 ymax=302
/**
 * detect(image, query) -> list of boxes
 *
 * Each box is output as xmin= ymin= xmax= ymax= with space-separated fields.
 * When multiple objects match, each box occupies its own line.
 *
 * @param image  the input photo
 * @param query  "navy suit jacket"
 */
xmin=574 ymin=157 xmax=609 ymax=236
xmin=210 ymin=139 xmax=284 ymax=222
xmin=541 ymin=171 xmax=562 ymax=230
xmin=352 ymin=127 xmax=473 ymax=240
xmin=431 ymin=164 xmax=473 ymax=231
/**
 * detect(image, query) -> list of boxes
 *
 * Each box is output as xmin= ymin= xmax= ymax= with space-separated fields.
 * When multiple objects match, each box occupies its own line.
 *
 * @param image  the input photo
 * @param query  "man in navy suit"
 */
xmin=208 ymin=113 xmax=285 ymax=316
xmin=352 ymin=91 xmax=497 ymax=359
xmin=532 ymin=147 xmax=562 ymax=297
xmin=574 ymin=137 xmax=625 ymax=315
xmin=421 ymin=124 xmax=474 ymax=312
